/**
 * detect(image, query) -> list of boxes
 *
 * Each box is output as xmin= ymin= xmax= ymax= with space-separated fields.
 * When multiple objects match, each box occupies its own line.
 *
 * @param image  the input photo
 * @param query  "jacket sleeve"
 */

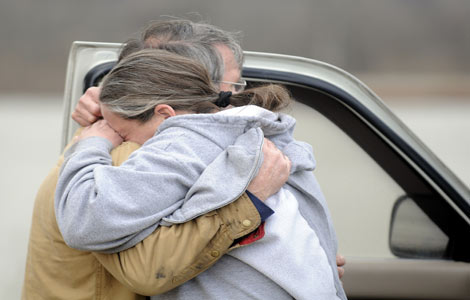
xmin=91 ymin=140 xmax=262 ymax=295
xmin=93 ymin=193 xmax=261 ymax=296
xmin=56 ymin=128 xmax=265 ymax=253
xmin=55 ymin=136 xmax=204 ymax=253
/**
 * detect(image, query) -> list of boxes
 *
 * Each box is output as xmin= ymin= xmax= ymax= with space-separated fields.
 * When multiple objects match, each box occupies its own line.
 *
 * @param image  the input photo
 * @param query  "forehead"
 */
xmin=214 ymin=44 xmax=239 ymax=72
xmin=100 ymin=104 xmax=128 ymax=131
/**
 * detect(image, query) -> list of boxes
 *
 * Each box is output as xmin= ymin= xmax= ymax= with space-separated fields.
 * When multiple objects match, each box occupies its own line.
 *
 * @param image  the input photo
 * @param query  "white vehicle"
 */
xmin=62 ymin=41 xmax=470 ymax=300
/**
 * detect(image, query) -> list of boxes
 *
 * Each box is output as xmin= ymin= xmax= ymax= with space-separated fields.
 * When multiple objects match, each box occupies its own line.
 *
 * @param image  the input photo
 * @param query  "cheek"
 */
xmin=128 ymin=124 xmax=158 ymax=145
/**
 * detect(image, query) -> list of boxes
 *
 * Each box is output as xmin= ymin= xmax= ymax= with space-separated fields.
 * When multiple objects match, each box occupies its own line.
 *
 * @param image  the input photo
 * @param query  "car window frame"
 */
xmin=242 ymin=69 xmax=470 ymax=262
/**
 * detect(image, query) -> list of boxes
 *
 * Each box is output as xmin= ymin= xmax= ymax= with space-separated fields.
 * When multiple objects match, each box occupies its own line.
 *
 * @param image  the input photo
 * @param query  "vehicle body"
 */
xmin=62 ymin=41 xmax=470 ymax=300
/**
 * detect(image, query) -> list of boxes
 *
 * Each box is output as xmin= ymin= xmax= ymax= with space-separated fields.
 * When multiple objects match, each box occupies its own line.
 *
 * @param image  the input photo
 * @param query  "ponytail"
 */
xmin=102 ymin=49 xmax=292 ymax=119
xmin=222 ymin=84 xmax=292 ymax=112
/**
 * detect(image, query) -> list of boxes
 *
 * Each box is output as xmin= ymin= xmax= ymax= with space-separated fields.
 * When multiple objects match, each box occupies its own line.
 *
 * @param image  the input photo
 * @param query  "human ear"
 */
xmin=154 ymin=104 xmax=176 ymax=119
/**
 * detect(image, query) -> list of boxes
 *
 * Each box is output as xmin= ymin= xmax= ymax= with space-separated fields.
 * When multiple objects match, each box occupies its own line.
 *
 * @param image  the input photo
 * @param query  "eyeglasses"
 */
xmin=217 ymin=79 xmax=247 ymax=93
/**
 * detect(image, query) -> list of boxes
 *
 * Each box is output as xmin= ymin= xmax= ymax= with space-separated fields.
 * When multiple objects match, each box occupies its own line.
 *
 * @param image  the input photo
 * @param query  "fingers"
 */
xmin=336 ymin=254 xmax=346 ymax=279
xmin=79 ymin=119 xmax=123 ymax=148
xmin=337 ymin=266 xmax=345 ymax=279
xmin=282 ymin=152 xmax=292 ymax=175
xmin=72 ymin=87 xmax=102 ymax=126
xmin=266 ymin=138 xmax=290 ymax=182
xmin=247 ymin=138 xmax=291 ymax=201
xmin=336 ymin=254 xmax=346 ymax=267
xmin=72 ymin=109 xmax=99 ymax=127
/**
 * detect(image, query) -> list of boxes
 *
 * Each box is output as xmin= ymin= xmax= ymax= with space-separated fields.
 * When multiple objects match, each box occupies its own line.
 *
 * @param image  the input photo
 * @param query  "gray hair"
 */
xmin=100 ymin=49 xmax=290 ymax=122
xmin=190 ymin=22 xmax=244 ymax=71
xmin=119 ymin=19 xmax=244 ymax=83
xmin=157 ymin=41 xmax=223 ymax=87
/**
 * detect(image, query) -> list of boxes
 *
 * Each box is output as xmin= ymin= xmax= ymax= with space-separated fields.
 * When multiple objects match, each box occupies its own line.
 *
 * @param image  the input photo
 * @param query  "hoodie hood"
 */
xmin=157 ymin=105 xmax=315 ymax=173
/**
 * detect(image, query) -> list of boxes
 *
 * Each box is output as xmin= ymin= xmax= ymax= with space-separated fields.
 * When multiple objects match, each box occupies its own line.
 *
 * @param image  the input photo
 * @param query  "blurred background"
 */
xmin=0 ymin=0 xmax=469 ymax=298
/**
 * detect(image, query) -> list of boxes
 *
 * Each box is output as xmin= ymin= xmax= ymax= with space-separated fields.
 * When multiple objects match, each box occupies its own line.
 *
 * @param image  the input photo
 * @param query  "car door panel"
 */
xmin=343 ymin=258 xmax=470 ymax=300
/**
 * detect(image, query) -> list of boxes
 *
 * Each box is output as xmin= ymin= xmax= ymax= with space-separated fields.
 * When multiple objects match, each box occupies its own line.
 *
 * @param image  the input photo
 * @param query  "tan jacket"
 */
xmin=22 ymin=141 xmax=261 ymax=299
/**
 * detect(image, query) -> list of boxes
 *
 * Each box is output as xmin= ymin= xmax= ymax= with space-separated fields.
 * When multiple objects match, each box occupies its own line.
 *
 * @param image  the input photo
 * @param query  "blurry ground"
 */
xmin=0 ymin=92 xmax=469 ymax=298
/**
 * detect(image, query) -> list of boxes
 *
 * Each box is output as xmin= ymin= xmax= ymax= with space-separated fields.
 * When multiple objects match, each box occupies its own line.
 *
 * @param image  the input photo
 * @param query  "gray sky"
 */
xmin=1 ymin=0 xmax=469 ymax=94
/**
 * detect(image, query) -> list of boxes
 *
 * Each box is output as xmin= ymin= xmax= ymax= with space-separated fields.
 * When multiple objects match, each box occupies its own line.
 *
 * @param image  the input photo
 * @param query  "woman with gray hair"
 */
xmin=56 ymin=47 xmax=347 ymax=300
xmin=57 ymin=47 xmax=291 ymax=250
xmin=72 ymin=19 xmax=246 ymax=126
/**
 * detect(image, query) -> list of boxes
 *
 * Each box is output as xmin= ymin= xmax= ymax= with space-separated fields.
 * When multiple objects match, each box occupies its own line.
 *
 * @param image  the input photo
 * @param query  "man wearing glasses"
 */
xmin=23 ymin=19 xmax=345 ymax=299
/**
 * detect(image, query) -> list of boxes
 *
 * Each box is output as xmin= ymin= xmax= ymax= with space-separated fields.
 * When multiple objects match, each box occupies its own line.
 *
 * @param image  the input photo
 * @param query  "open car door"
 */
xmin=62 ymin=41 xmax=470 ymax=300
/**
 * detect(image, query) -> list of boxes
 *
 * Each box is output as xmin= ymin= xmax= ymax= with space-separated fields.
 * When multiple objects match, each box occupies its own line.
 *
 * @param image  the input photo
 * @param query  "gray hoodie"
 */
xmin=55 ymin=105 xmax=347 ymax=299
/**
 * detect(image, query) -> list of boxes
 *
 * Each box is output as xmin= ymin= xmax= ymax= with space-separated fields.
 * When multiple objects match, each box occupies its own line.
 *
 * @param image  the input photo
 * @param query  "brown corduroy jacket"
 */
xmin=22 ymin=140 xmax=261 ymax=299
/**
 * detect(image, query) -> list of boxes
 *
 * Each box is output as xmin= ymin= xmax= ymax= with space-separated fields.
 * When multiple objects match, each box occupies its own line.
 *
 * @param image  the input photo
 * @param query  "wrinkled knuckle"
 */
xmin=92 ymin=107 xmax=101 ymax=116
xmin=86 ymin=115 xmax=96 ymax=124
xmin=84 ymin=99 xmax=94 ymax=109
xmin=77 ymin=94 xmax=85 ymax=103
xmin=85 ymin=87 xmax=95 ymax=95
